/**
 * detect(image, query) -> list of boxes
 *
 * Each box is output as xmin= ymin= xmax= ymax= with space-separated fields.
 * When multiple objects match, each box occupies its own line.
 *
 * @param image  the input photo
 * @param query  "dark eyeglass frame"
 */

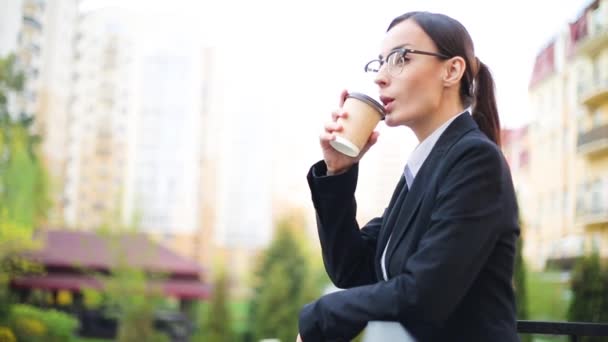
xmin=364 ymin=48 xmax=451 ymax=75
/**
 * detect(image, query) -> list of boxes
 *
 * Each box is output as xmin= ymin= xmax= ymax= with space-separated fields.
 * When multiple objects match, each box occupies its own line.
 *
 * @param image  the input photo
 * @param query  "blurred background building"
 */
xmin=1 ymin=0 xmax=604 ymax=284
xmin=520 ymin=0 xmax=608 ymax=270
xmin=64 ymin=7 xmax=134 ymax=230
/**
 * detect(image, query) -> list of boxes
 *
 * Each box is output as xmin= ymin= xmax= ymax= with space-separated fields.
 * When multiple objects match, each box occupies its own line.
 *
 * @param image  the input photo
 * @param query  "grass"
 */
xmin=525 ymin=270 xmax=572 ymax=342
xmin=527 ymin=271 xmax=571 ymax=321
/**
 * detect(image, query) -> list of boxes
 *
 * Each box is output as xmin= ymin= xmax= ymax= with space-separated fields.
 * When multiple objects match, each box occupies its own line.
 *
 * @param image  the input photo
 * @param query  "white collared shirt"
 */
xmin=381 ymin=110 xmax=467 ymax=281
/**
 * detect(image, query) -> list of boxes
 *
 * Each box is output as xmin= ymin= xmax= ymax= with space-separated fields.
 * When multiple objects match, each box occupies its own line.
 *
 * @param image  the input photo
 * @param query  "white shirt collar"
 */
xmin=405 ymin=111 xmax=468 ymax=185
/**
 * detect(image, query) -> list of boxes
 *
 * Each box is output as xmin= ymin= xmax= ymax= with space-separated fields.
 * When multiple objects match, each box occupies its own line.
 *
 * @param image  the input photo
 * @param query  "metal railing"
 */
xmin=518 ymin=320 xmax=608 ymax=341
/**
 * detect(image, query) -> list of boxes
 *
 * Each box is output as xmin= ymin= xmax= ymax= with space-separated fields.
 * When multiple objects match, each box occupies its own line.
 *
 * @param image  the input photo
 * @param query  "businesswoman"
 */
xmin=298 ymin=11 xmax=520 ymax=342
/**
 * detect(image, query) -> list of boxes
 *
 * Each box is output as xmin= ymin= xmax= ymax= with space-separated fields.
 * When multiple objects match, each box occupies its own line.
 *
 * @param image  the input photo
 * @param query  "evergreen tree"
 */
xmin=249 ymin=214 xmax=319 ymax=342
xmin=568 ymin=252 xmax=608 ymax=342
xmin=0 ymin=54 xmax=50 ymax=228
xmin=193 ymin=267 xmax=233 ymax=342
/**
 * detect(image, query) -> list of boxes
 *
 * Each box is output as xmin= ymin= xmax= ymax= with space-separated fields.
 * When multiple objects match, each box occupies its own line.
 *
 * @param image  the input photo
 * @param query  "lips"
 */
xmin=380 ymin=96 xmax=395 ymax=112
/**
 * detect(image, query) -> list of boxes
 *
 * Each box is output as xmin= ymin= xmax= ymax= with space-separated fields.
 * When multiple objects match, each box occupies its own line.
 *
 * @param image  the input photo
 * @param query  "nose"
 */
xmin=374 ymin=68 xmax=389 ymax=88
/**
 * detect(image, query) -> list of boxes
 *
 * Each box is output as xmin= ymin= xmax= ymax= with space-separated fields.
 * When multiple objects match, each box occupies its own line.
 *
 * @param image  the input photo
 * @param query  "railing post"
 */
xmin=570 ymin=334 xmax=578 ymax=342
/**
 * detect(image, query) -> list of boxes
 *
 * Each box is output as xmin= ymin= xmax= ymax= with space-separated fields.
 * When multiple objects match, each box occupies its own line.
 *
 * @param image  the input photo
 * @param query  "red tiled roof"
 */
xmin=29 ymin=230 xmax=203 ymax=277
xmin=529 ymin=42 xmax=556 ymax=89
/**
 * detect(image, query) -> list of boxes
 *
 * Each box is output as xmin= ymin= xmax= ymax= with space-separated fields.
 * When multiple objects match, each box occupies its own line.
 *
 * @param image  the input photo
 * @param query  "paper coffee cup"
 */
xmin=329 ymin=92 xmax=385 ymax=157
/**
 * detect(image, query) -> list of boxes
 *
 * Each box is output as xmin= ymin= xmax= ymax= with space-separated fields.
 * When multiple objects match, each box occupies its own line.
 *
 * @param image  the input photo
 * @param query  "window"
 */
xmin=592 ymin=109 xmax=602 ymax=127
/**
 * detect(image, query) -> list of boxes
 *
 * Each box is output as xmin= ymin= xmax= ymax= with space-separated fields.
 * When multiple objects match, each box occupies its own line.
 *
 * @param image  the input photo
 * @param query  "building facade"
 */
xmin=525 ymin=0 xmax=608 ymax=269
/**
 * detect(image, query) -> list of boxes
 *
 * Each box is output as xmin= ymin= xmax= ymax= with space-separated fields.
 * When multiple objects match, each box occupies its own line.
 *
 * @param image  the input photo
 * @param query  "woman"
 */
xmin=297 ymin=11 xmax=520 ymax=342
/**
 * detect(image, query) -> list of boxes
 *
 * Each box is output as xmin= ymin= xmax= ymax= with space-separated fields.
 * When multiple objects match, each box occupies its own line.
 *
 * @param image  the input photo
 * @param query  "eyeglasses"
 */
xmin=364 ymin=48 xmax=450 ymax=77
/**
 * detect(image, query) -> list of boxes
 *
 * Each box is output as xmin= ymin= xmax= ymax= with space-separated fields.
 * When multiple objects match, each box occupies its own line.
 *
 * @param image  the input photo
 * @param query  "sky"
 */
xmin=74 ymin=0 xmax=596 ymax=232
xmin=82 ymin=0 xmax=592 ymax=130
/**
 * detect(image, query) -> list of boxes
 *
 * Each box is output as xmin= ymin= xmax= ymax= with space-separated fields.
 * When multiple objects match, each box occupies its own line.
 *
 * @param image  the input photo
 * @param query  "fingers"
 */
xmin=319 ymin=131 xmax=336 ymax=144
xmin=324 ymin=121 xmax=343 ymax=133
xmin=331 ymin=109 xmax=348 ymax=122
xmin=339 ymin=89 xmax=349 ymax=107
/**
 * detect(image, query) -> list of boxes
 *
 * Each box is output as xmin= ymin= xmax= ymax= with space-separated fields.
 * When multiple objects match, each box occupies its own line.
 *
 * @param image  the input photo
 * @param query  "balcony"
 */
xmin=575 ymin=8 xmax=608 ymax=57
xmin=581 ymin=78 xmax=608 ymax=107
xmin=577 ymin=206 xmax=608 ymax=226
xmin=576 ymin=194 xmax=608 ymax=226
xmin=577 ymin=123 xmax=608 ymax=156
xmin=22 ymin=15 xmax=42 ymax=31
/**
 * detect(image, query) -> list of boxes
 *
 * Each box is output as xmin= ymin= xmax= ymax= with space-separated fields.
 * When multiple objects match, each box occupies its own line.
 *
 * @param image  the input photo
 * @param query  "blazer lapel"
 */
xmin=383 ymin=113 xmax=478 ymax=277
xmin=375 ymin=176 xmax=407 ymax=279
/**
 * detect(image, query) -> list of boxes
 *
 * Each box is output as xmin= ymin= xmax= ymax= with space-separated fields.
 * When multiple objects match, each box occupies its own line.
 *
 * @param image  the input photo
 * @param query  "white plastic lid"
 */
xmin=329 ymin=136 xmax=360 ymax=157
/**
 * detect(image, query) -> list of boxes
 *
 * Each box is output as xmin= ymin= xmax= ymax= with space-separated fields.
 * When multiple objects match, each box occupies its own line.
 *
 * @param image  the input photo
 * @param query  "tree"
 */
xmin=568 ymin=252 xmax=608 ymax=342
xmin=93 ymin=228 xmax=170 ymax=342
xmin=0 ymin=54 xmax=48 ymax=326
xmin=193 ymin=266 xmax=233 ymax=342
xmin=0 ymin=54 xmax=50 ymax=229
xmin=248 ymin=213 xmax=320 ymax=342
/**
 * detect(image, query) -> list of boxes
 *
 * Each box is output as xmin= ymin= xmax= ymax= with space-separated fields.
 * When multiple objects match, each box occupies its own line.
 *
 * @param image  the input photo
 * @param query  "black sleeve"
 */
xmin=307 ymin=160 xmax=382 ymax=289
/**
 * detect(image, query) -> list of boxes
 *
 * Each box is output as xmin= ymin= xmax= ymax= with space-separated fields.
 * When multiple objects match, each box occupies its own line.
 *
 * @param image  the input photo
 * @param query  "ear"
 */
xmin=442 ymin=56 xmax=466 ymax=88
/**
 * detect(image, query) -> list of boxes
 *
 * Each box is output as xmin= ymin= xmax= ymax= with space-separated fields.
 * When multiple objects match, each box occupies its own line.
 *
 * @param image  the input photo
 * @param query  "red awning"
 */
xmin=28 ymin=230 xmax=204 ymax=277
xmin=11 ymin=274 xmax=210 ymax=300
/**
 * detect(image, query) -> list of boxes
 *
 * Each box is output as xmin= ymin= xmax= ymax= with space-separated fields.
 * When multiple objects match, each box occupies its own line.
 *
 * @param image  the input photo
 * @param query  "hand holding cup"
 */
xmin=320 ymin=90 xmax=385 ymax=175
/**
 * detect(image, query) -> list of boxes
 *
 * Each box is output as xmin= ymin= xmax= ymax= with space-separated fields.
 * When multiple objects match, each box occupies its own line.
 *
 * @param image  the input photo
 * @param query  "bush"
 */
xmin=568 ymin=253 xmax=608 ymax=323
xmin=8 ymin=304 xmax=79 ymax=342
xmin=0 ymin=327 xmax=16 ymax=342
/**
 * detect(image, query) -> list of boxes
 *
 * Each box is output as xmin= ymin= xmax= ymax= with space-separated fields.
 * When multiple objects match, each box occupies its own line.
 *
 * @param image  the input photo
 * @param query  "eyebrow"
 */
xmin=378 ymin=43 xmax=412 ymax=59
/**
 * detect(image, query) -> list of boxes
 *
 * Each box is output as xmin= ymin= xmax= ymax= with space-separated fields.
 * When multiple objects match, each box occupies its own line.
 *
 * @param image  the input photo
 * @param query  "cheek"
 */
xmin=393 ymin=73 xmax=438 ymax=120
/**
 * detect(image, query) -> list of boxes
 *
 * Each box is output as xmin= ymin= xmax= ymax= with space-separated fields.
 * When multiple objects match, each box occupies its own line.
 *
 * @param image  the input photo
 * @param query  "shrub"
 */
xmin=9 ymin=304 xmax=78 ymax=342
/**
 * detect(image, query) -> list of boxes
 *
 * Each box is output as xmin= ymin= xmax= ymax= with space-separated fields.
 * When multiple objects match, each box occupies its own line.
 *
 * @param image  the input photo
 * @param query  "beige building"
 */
xmin=524 ymin=0 xmax=608 ymax=270
xmin=572 ymin=0 xmax=608 ymax=260
xmin=64 ymin=8 xmax=135 ymax=230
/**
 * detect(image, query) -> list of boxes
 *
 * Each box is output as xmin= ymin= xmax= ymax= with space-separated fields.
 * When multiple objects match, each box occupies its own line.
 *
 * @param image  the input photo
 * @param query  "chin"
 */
xmin=383 ymin=113 xmax=401 ymax=127
xmin=384 ymin=111 xmax=412 ymax=127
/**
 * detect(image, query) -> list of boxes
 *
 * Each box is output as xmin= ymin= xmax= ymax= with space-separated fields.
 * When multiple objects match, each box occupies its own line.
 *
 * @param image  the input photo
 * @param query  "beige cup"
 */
xmin=329 ymin=92 xmax=385 ymax=157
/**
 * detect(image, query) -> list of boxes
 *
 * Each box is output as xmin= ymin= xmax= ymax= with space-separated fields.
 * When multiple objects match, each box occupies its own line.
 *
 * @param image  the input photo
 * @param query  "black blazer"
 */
xmin=299 ymin=113 xmax=520 ymax=341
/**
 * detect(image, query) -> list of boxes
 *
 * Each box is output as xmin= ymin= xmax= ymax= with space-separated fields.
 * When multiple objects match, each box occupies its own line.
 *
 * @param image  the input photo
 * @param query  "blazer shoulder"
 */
xmin=448 ymin=130 xmax=503 ymax=160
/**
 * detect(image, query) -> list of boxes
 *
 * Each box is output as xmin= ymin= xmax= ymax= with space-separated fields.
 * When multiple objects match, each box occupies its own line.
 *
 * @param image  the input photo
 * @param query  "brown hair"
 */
xmin=388 ymin=12 xmax=501 ymax=146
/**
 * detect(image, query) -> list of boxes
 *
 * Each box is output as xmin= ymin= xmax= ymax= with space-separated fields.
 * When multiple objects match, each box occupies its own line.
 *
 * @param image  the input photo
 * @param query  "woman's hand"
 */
xmin=320 ymin=90 xmax=380 ymax=175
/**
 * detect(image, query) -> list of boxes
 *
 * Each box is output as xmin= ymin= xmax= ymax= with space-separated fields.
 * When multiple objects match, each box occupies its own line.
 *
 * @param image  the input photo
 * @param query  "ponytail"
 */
xmin=472 ymin=61 xmax=501 ymax=147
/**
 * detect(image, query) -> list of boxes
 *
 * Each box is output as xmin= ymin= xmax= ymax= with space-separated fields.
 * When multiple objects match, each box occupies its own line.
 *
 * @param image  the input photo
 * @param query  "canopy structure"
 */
xmin=11 ymin=230 xmax=210 ymax=300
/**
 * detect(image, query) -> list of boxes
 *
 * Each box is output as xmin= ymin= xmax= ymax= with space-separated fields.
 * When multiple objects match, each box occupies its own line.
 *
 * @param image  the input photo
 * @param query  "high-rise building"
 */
xmin=64 ymin=7 xmax=135 ymax=229
xmin=125 ymin=44 xmax=204 ymax=236
xmin=0 ymin=0 xmax=23 ymax=57
xmin=206 ymin=46 xmax=273 ymax=249
xmin=36 ymin=0 xmax=79 ymax=225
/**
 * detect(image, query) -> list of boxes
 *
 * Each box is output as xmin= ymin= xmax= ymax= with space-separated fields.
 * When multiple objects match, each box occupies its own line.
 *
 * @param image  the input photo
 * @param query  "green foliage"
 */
xmin=568 ymin=252 xmax=608 ymax=342
xmin=248 ymin=213 xmax=323 ymax=342
xmin=192 ymin=267 xmax=233 ymax=342
xmin=514 ymin=236 xmax=532 ymax=342
xmin=0 ymin=54 xmax=50 ymax=230
xmin=8 ymin=304 xmax=78 ymax=342
xmin=0 ymin=326 xmax=16 ymax=342
xmin=90 ymin=230 xmax=170 ymax=342
xmin=527 ymin=271 xmax=570 ymax=321
xmin=0 ymin=54 xmax=50 ymax=326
